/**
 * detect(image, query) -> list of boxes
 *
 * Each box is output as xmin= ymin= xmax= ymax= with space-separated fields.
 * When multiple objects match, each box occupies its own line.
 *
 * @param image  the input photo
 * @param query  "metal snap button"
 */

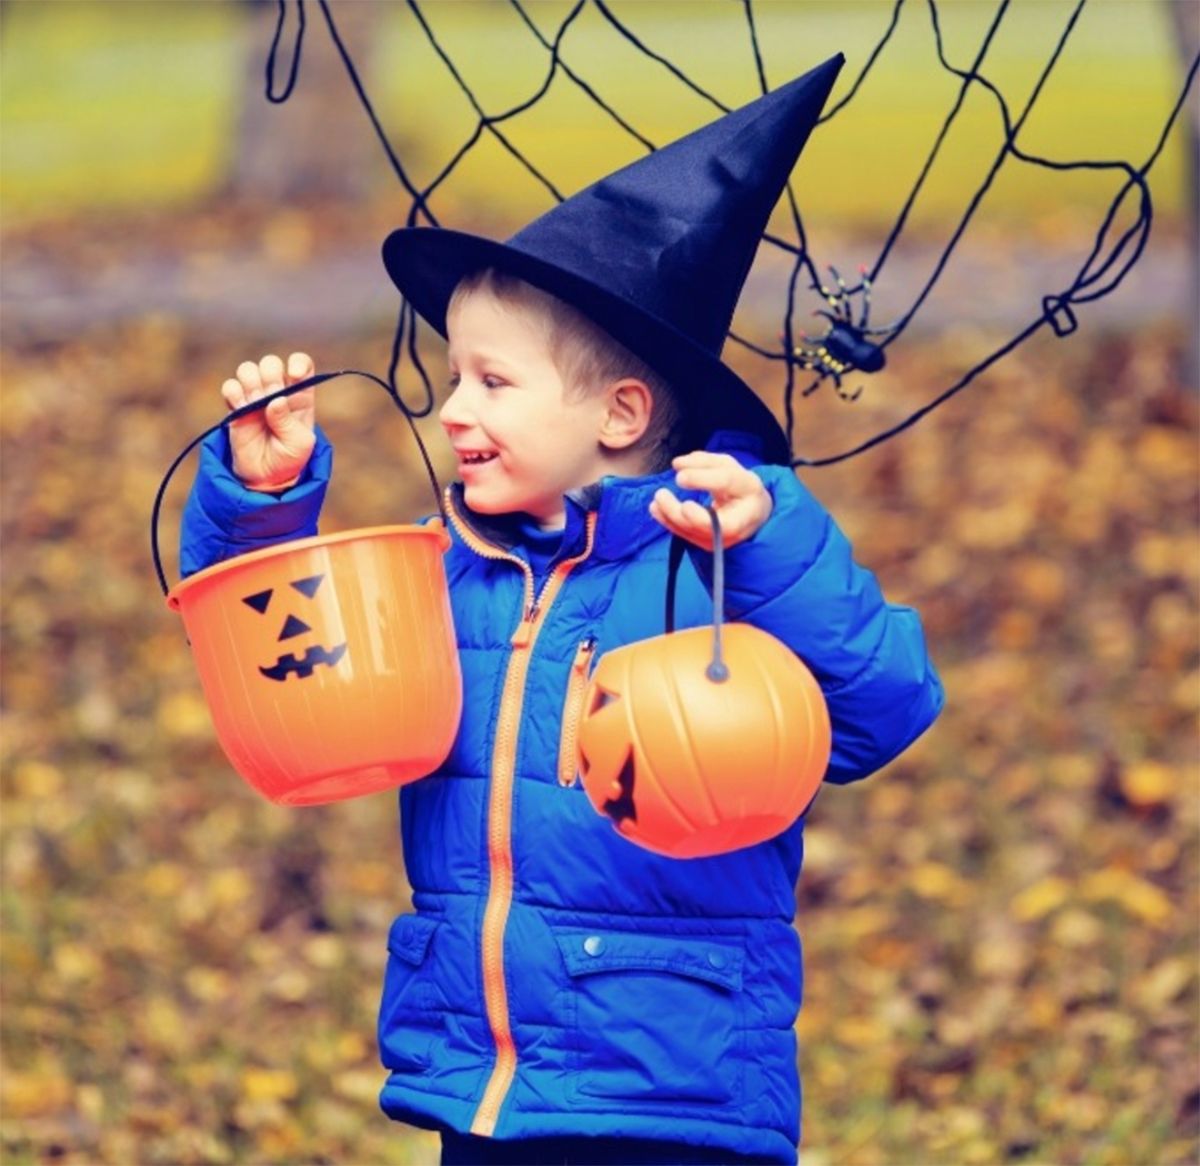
xmin=583 ymin=935 xmax=605 ymax=957
xmin=707 ymin=950 xmax=727 ymax=970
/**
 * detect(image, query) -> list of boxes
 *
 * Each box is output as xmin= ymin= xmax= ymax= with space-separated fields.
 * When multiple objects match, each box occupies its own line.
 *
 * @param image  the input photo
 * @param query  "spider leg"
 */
xmin=800 ymin=372 xmax=825 ymax=397
xmin=793 ymin=347 xmax=830 ymax=373
xmin=795 ymin=319 xmax=836 ymax=362
xmin=835 ymin=379 xmax=864 ymax=403
xmin=827 ymin=265 xmax=853 ymax=323
xmin=810 ymin=274 xmax=837 ymax=313
xmin=791 ymin=344 xmax=837 ymax=389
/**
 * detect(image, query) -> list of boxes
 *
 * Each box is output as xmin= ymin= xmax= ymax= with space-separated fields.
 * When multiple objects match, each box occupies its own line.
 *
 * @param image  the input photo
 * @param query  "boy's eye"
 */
xmin=446 ymin=373 xmax=504 ymax=390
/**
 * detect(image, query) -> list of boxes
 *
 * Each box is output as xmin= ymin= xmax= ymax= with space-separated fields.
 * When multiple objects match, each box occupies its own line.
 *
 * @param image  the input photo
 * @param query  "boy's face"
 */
xmin=441 ymin=289 xmax=612 ymax=530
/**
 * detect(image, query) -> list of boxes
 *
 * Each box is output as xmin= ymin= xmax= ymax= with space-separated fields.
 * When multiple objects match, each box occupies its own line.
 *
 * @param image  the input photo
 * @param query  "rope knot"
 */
xmin=1042 ymin=295 xmax=1079 ymax=338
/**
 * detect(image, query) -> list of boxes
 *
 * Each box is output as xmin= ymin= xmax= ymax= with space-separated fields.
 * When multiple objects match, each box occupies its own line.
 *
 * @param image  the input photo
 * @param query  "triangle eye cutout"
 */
xmin=290 ymin=574 xmax=325 ymax=598
xmin=243 ymin=589 xmax=273 ymax=614
xmin=587 ymin=686 xmax=621 ymax=715
xmin=278 ymin=614 xmax=312 ymax=642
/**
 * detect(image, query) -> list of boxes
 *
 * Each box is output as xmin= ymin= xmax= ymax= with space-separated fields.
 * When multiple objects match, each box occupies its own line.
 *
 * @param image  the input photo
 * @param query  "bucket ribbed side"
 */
xmin=171 ymin=527 xmax=461 ymax=804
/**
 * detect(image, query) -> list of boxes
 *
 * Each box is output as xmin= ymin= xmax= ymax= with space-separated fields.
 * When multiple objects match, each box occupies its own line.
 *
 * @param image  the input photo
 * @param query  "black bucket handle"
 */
xmin=150 ymin=369 xmax=444 ymax=597
xmin=663 ymin=507 xmax=728 ymax=683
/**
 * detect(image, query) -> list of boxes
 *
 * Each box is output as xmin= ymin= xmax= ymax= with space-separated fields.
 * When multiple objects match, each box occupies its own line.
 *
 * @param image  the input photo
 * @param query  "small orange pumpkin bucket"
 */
xmin=576 ymin=509 xmax=831 ymax=858
xmin=152 ymin=370 xmax=461 ymax=805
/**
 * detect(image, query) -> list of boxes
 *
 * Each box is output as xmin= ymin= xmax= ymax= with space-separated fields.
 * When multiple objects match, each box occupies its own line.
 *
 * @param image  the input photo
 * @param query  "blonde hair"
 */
xmin=448 ymin=267 xmax=683 ymax=472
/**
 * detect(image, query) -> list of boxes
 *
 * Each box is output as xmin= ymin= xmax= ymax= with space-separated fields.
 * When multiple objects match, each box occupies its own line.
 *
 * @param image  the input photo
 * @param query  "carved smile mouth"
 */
xmin=259 ymin=643 xmax=348 ymax=682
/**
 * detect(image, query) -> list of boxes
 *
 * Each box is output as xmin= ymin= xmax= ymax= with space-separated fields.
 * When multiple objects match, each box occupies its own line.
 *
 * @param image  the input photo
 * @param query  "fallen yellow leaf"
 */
xmin=1119 ymin=760 xmax=1177 ymax=808
xmin=240 ymin=1067 xmax=299 ymax=1103
xmin=1 ymin=1070 xmax=73 ymax=1118
xmin=1080 ymin=869 xmax=1174 ymax=926
xmin=1011 ymin=876 xmax=1072 ymax=922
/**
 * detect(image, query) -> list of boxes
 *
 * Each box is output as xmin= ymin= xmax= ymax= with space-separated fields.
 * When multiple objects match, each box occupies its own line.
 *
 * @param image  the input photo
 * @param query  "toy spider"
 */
xmin=790 ymin=265 xmax=900 ymax=400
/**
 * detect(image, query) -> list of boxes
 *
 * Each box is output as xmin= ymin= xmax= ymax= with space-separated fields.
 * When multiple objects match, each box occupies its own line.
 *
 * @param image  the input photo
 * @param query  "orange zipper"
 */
xmin=557 ymin=636 xmax=597 ymax=787
xmin=446 ymin=492 xmax=597 ymax=1137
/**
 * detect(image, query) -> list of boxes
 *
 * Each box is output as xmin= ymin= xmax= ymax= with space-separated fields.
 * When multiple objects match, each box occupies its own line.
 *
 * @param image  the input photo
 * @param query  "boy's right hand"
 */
xmin=223 ymin=352 xmax=317 ymax=492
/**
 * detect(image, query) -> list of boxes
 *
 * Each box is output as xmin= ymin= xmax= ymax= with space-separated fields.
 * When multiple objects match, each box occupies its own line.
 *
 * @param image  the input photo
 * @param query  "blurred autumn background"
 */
xmin=2 ymin=1 xmax=1197 ymax=1163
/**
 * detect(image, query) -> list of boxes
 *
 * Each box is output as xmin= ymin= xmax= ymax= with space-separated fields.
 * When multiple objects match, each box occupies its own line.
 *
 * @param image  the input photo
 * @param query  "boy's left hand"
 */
xmin=649 ymin=451 xmax=773 ymax=550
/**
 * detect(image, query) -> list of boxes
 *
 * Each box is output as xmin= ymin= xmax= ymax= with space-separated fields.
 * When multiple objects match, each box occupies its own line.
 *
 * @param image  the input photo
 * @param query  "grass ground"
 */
xmin=1 ymin=0 xmax=1190 ymax=229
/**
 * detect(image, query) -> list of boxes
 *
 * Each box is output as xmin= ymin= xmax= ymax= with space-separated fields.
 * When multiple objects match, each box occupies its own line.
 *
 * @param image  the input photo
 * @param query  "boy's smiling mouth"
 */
xmin=457 ymin=450 xmax=499 ymax=466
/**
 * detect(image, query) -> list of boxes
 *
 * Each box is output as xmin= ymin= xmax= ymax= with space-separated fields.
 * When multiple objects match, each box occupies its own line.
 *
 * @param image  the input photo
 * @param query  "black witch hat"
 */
xmin=382 ymin=54 xmax=844 ymax=465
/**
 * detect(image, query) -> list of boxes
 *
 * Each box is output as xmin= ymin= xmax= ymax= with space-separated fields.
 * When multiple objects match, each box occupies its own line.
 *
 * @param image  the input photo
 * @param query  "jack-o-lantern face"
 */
xmin=168 ymin=523 xmax=462 ymax=806
xmin=578 ymin=687 xmax=639 ymax=827
xmin=242 ymin=573 xmax=347 ymax=682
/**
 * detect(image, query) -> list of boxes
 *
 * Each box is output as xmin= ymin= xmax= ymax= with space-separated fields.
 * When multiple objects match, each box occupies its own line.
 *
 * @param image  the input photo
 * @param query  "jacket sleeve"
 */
xmin=686 ymin=464 xmax=944 ymax=785
xmin=178 ymin=426 xmax=334 ymax=579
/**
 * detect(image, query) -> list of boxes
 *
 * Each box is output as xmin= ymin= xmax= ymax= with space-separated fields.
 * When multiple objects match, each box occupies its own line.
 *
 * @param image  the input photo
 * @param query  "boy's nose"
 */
xmin=438 ymin=386 xmax=472 ymax=430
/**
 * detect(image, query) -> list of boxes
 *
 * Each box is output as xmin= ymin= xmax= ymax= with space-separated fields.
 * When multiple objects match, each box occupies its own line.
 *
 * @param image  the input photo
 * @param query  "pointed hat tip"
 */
xmin=769 ymin=51 xmax=844 ymax=109
xmin=812 ymin=51 xmax=846 ymax=85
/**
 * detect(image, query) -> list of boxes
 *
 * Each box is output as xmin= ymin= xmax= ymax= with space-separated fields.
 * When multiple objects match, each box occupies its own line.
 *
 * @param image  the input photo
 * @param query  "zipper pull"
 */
xmin=572 ymin=635 xmax=598 ymax=673
xmin=557 ymin=636 xmax=599 ymax=788
xmin=510 ymin=605 xmax=537 ymax=648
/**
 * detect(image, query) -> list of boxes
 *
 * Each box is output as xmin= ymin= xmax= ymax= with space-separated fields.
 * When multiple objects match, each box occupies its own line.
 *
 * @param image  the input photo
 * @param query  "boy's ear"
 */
xmin=598 ymin=378 xmax=653 ymax=451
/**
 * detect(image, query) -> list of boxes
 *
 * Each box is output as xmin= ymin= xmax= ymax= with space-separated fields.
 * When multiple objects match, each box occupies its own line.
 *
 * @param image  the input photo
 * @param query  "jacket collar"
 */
xmin=447 ymin=430 xmax=764 ymax=564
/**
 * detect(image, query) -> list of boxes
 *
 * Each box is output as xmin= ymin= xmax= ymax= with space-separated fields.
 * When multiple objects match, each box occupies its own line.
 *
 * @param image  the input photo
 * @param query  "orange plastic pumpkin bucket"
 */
xmin=166 ymin=524 xmax=461 ymax=805
xmin=152 ymin=369 xmax=462 ymax=805
xmin=577 ymin=621 xmax=830 ymax=858
xmin=575 ymin=509 xmax=831 ymax=858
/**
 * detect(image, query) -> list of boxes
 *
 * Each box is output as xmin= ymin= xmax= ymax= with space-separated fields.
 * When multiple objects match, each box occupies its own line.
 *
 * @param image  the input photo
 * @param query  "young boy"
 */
xmin=180 ymin=58 xmax=943 ymax=1165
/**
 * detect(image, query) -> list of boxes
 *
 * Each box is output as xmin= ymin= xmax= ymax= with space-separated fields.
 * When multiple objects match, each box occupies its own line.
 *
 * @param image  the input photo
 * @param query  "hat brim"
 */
xmin=382 ymin=227 xmax=792 ymax=465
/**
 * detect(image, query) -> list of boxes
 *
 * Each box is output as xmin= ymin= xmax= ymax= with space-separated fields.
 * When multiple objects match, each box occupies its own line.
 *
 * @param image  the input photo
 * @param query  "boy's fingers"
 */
xmin=650 ymin=489 xmax=714 ymax=544
xmin=671 ymin=451 xmax=742 ymax=475
xmin=221 ymin=378 xmax=247 ymax=411
xmin=259 ymin=353 xmax=285 ymax=386
xmin=680 ymin=498 xmax=716 ymax=529
xmin=236 ymin=360 xmax=264 ymax=395
xmin=674 ymin=463 xmax=758 ymax=498
xmin=282 ymin=355 xmax=317 ymax=425
xmin=650 ymin=489 xmax=685 ymax=527
xmin=264 ymin=397 xmax=292 ymax=433
xmin=652 ymin=485 xmax=768 ymax=550
xmin=287 ymin=352 xmax=314 ymax=382
xmin=671 ymin=450 xmax=725 ymax=466
xmin=653 ymin=489 xmax=710 ymax=527
xmin=264 ymin=400 xmax=316 ymax=458
xmin=674 ymin=465 xmax=736 ymax=493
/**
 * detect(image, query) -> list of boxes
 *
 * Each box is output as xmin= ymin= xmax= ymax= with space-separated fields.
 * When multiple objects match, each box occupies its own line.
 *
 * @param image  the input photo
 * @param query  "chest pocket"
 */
xmin=552 ymin=925 xmax=745 ymax=1107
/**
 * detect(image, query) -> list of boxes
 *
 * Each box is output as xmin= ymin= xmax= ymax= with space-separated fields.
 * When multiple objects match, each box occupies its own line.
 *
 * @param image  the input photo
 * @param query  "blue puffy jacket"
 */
xmin=180 ymin=427 xmax=943 ymax=1161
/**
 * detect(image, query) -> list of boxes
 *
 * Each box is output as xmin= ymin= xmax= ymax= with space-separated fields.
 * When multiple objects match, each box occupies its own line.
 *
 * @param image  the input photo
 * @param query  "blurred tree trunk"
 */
xmin=229 ymin=0 xmax=382 ymax=201
xmin=1165 ymin=0 xmax=1198 ymax=389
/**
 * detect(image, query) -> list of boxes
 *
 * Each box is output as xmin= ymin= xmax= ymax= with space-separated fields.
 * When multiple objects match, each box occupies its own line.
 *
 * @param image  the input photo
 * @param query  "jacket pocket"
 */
xmin=552 ymin=925 xmax=744 ymax=1106
xmin=557 ymin=637 xmax=597 ymax=787
xmin=378 ymin=913 xmax=442 ymax=1073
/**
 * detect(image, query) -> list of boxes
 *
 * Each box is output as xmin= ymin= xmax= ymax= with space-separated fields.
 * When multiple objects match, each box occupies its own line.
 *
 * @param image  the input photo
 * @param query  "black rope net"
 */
xmin=263 ymin=0 xmax=1199 ymax=468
